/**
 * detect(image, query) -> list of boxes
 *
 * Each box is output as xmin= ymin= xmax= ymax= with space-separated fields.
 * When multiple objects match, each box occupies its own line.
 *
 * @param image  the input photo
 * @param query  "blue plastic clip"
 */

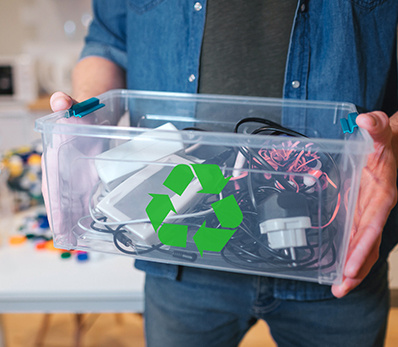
xmin=65 ymin=97 xmax=105 ymax=118
xmin=340 ymin=112 xmax=358 ymax=134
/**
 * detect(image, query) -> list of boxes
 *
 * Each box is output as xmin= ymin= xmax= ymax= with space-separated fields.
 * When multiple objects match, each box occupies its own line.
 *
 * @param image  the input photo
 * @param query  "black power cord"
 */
xmin=89 ymin=217 xmax=198 ymax=261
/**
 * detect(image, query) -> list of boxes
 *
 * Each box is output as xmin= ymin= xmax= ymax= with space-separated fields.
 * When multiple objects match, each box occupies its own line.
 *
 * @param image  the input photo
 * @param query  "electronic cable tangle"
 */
xmin=82 ymin=117 xmax=341 ymax=275
xmin=89 ymin=216 xmax=199 ymax=261
xmin=217 ymin=117 xmax=341 ymax=272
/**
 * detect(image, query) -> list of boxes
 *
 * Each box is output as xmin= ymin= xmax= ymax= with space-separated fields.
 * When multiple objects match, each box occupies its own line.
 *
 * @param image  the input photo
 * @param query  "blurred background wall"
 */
xmin=0 ymin=0 xmax=92 ymax=98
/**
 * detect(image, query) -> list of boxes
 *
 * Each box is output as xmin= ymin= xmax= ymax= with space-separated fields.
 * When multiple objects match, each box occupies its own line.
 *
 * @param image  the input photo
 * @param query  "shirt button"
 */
xmin=300 ymin=3 xmax=306 ymax=12
xmin=194 ymin=2 xmax=202 ymax=11
xmin=189 ymin=74 xmax=196 ymax=82
xmin=292 ymin=80 xmax=301 ymax=89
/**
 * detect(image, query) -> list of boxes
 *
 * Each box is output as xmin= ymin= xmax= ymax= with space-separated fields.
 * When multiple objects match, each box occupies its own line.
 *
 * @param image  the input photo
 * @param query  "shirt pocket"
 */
xmin=128 ymin=0 xmax=166 ymax=14
xmin=350 ymin=0 xmax=387 ymax=10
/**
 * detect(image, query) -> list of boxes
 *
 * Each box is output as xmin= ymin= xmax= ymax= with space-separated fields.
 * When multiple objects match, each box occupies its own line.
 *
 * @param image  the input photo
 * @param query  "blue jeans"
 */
xmin=144 ymin=261 xmax=389 ymax=347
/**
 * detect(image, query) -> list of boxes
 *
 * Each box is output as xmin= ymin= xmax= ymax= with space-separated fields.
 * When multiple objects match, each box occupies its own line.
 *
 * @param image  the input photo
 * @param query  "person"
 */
xmin=48 ymin=1 xmax=398 ymax=346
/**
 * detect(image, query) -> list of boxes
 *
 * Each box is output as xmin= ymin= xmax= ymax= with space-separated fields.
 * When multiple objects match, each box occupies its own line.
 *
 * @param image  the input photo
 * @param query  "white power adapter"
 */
xmin=95 ymin=154 xmax=202 ymax=247
xmin=257 ymin=192 xmax=311 ymax=260
xmin=95 ymin=122 xmax=184 ymax=188
xmin=259 ymin=216 xmax=310 ymax=249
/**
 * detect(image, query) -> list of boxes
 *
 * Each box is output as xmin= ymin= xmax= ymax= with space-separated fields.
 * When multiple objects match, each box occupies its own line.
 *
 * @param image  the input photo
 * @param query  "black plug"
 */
xmin=114 ymin=231 xmax=134 ymax=248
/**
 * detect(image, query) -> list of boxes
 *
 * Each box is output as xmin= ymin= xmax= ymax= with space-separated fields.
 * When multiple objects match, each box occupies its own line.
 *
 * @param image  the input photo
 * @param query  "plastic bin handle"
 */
xmin=65 ymin=97 xmax=105 ymax=118
xmin=340 ymin=112 xmax=358 ymax=134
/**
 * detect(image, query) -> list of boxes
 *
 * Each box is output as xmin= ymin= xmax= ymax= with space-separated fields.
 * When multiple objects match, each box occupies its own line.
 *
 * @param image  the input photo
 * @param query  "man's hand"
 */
xmin=50 ymin=91 xmax=77 ymax=112
xmin=332 ymin=111 xmax=398 ymax=298
xmin=43 ymin=56 xmax=125 ymax=241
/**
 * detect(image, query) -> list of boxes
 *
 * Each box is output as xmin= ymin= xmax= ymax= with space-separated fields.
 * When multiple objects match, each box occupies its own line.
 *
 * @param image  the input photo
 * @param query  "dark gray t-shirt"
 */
xmin=199 ymin=0 xmax=297 ymax=98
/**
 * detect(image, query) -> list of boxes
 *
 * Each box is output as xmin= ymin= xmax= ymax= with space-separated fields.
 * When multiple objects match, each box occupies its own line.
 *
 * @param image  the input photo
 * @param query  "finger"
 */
xmin=331 ymin=276 xmax=362 ymax=298
xmin=345 ymin=231 xmax=381 ymax=279
xmin=50 ymin=92 xmax=77 ymax=112
xmin=343 ymin=179 xmax=394 ymax=279
xmin=344 ymin=195 xmax=389 ymax=278
xmin=356 ymin=112 xmax=391 ymax=145
xmin=331 ymin=242 xmax=379 ymax=298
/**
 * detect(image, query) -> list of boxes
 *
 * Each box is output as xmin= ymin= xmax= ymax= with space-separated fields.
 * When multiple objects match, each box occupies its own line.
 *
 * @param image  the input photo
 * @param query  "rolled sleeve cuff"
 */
xmin=80 ymin=42 xmax=128 ymax=71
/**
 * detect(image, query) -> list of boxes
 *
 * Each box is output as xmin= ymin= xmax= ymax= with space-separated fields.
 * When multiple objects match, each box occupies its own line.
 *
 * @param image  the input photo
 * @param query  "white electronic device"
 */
xmin=95 ymin=122 xmax=184 ymax=188
xmin=95 ymin=154 xmax=203 ymax=247
xmin=259 ymin=216 xmax=310 ymax=249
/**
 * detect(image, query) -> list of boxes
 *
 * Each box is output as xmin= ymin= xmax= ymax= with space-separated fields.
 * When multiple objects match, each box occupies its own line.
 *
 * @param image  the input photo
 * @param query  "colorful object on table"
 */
xmin=35 ymin=241 xmax=47 ymax=250
xmin=61 ymin=251 xmax=72 ymax=259
xmin=18 ymin=212 xmax=52 ymax=241
xmin=34 ymin=240 xmax=58 ymax=251
xmin=1 ymin=143 xmax=43 ymax=211
xmin=15 ymin=211 xmax=92 ymax=262
xmin=76 ymin=251 xmax=89 ymax=262
xmin=9 ymin=234 xmax=27 ymax=245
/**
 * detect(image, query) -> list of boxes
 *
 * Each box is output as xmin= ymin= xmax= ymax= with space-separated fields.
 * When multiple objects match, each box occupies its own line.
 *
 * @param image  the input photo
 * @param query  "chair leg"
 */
xmin=74 ymin=314 xmax=101 ymax=347
xmin=74 ymin=314 xmax=84 ymax=347
xmin=34 ymin=314 xmax=52 ymax=347
xmin=0 ymin=314 xmax=6 ymax=347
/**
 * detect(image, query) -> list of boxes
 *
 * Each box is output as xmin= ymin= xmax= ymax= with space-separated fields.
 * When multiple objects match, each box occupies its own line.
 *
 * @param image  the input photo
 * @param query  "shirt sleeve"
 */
xmin=80 ymin=0 xmax=128 ymax=70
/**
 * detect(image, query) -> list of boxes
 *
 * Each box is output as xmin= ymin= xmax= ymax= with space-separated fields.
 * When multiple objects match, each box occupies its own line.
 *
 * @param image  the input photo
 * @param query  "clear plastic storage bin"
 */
xmin=35 ymin=90 xmax=373 ymax=284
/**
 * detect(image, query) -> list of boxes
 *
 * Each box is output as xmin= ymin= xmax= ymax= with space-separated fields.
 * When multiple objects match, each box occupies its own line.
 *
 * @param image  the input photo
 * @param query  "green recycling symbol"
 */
xmin=145 ymin=164 xmax=243 ymax=256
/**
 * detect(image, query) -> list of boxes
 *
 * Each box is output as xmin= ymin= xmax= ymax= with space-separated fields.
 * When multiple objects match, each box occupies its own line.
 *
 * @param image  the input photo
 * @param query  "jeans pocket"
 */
xmin=350 ymin=0 xmax=387 ymax=10
xmin=128 ymin=0 xmax=165 ymax=14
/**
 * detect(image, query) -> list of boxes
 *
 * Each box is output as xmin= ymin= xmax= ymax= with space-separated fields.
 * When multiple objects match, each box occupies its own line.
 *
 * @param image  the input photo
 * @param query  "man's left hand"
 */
xmin=332 ymin=111 xmax=397 ymax=298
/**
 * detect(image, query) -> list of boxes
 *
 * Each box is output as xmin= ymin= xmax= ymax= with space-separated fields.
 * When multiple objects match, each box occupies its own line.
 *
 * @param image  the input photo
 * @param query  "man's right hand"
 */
xmin=50 ymin=92 xmax=77 ymax=112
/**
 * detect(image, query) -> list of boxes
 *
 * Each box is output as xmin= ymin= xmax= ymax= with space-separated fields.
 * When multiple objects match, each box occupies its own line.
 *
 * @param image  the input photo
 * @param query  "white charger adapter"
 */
xmin=95 ymin=154 xmax=202 ymax=247
xmin=257 ymin=192 xmax=311 ymax=260
xmin=95 ymin=122 xmax=184 ymax=188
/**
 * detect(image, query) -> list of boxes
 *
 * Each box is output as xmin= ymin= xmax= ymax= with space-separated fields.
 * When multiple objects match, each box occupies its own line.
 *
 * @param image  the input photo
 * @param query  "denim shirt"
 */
xmin=81 ymin=0 xmax=398 ymax=300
